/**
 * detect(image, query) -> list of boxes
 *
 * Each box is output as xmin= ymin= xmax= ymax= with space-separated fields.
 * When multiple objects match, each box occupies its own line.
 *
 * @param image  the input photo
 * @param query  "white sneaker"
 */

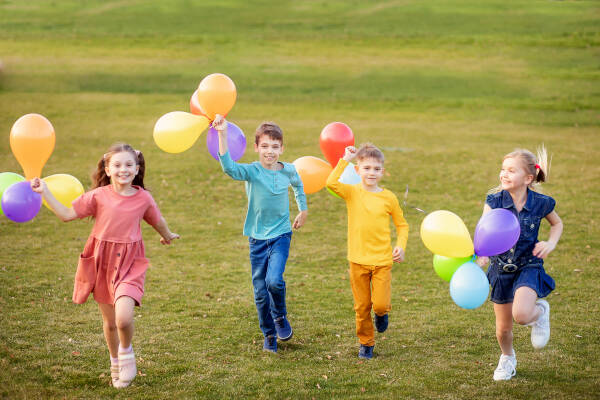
xmin=117 ymin=349 xmax=137 ymax=388
xmin=493 ymin=354 xmax=517 ymax=381
xmin=531 ymin=299 xmax=550 ymax=349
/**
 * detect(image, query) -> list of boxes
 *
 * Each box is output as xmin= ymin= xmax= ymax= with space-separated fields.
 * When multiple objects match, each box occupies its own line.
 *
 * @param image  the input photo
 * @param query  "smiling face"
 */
xmin=500 ymin=156 xmax=533 ymax=192
xmin=105 ymin=151 xmax=139 ymax=188
xmin=254 ymin=134 xmax=283 ymax=169
xmin=357 ymin=157 xmax=384 ymax=191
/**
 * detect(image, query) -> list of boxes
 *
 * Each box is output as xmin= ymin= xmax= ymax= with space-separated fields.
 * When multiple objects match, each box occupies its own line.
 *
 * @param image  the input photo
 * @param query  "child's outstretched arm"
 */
xmin=152 ymin=217 xmax=180 ymax=245
xmin=213 ymin=114 xmax=252 ymax=181
xmin=213 ymin=114 xmax=228 ymax=156
xmin=326 ymin=146 xmax=356 ymax=199
xmin=533 ymin=211 xmax=563 ymax=259
xmin=30 ymin=178 xmax=78 ymax=222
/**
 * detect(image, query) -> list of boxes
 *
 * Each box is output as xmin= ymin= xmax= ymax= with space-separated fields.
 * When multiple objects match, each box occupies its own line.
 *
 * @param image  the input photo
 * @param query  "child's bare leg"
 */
xmin=493 ymin=303 xmax=514 ymax=355
xmin=115 ymin=296 xmax=135 ymax=348
xmin=115 ymin=296 xmax=137 ymax=386
xmin=512 ymin=286 xmax=541 ymax=325
xmin=98 ymin=303 xmax=119 ymax=357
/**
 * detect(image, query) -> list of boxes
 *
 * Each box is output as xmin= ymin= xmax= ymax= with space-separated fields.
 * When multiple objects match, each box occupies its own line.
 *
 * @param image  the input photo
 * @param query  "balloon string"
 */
xmin=404 ymin=184 xmax=427 ymax=214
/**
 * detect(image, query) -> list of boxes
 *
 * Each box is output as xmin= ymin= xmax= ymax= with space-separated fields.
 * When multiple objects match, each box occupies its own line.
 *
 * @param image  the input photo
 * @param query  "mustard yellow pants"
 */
xmin=349 ymin=262 xmax=392 ymax=346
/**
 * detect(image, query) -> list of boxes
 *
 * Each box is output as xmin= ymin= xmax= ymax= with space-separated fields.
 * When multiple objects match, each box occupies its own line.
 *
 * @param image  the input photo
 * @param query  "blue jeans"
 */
xmin=248 ymin=232 xmax=292 ymax=337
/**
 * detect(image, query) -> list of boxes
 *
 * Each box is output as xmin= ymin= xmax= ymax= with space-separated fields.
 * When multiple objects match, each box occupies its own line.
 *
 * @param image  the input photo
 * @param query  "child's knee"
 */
xmin=115 ymin=315 xmax=133 ymax=330
xmin=496 ymin=325 xmax=512 ymax=339
xmin=103 ymin=320 xmax=117 ymax=332
xmin=265 ymin=276 xmax=284 ymax=292
xmin=512 ymin=309 xmax=534 ymax=325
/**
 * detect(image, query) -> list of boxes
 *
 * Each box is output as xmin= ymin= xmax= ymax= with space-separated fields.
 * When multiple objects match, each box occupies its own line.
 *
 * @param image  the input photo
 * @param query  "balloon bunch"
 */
xmin=153 ymin=73 xmax=246 ymax=160
xmin=293 ymin=122 xmax=360 ymax=195
xmin=420 ymin=208 xmax=519 ymax=309
xmin=1 ymin=114 xmax=84 ymax=223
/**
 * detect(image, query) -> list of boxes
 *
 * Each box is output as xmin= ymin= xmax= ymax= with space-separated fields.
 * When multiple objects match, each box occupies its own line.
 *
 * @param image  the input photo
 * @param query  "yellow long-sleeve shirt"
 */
xmin=326 ymin=159 xmax=409 ymax=266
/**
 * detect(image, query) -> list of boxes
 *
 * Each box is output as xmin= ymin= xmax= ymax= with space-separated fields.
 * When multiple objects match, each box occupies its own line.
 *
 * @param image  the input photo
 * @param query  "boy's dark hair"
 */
xmin=356 ymin=143 xmax=384 ymax=164
xmin=255 ymin=122 xmax=283 ymax=145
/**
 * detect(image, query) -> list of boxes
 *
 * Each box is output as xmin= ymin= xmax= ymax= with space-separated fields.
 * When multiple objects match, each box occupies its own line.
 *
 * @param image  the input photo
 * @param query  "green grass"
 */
xmin=1 ymin=0 xmax=599 ymax=398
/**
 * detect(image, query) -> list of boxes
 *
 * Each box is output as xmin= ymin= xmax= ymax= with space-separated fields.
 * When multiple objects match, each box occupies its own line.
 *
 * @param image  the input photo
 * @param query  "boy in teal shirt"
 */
xmin=214 ymin=115 xmax=308 ymax=353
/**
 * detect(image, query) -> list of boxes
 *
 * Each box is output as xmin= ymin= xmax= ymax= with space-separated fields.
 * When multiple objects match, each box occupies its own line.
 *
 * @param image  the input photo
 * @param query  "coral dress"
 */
xmin=71 ymin=185 xmax=161 ymax=306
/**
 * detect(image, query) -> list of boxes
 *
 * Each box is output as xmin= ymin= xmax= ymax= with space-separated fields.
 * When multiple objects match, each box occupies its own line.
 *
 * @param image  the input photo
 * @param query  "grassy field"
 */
xmin=1 ymin=1 xmax=599 ymax=398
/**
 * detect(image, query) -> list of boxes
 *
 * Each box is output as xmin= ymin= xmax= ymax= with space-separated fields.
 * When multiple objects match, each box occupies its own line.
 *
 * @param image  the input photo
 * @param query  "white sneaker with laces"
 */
xmin=531 ymin=299 xmax=550 ymax=349
xmin=493 ymin=354 xmax=517 ymax=381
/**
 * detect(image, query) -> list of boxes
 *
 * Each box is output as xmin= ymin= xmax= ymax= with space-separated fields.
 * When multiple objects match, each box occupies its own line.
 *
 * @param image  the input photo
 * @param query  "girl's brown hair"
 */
xmin=488 ymin=145 xmax=550 ymax=194
xmin=91 ymin=143 xmax=146 ymax=189
xmin=356 ymin=143 xmax=385 ymax=164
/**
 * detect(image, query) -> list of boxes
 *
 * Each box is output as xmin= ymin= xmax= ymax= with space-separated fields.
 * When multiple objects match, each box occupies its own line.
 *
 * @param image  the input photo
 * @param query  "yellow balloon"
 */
xmin=42 ymin=174 xmax=84 ymax=209
xmin=420 ymin=210 xmax=474 ymax=258
xmin=293 ymin=156 xmax=332 ymax=194
xmin=153 ymin=111 xmax=209 ymax=153
xmin=10 ymin=114 xmax=56 ymax=179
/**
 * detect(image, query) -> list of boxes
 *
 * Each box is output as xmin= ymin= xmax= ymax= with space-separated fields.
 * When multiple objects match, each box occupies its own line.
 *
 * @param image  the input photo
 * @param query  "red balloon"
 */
xmin=319 ymin=122 xmax=354 ymax=167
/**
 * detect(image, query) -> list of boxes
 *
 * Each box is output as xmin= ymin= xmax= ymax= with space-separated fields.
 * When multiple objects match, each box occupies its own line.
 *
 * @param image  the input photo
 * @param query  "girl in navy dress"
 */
xmin=476 ymin=146 xmax=563 ymax=381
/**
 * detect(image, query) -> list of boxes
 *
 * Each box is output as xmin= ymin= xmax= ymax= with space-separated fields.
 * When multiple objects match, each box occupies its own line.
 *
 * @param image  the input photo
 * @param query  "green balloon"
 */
xmin=0 ymin=172 xmax=26 ymax=217
xmin=433 ymin=254 xmax=473 ymax=282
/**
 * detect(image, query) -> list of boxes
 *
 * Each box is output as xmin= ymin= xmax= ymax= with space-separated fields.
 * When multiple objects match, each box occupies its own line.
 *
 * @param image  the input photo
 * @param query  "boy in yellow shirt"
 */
xmin=326 ymin=143 xmax=409 ymax=359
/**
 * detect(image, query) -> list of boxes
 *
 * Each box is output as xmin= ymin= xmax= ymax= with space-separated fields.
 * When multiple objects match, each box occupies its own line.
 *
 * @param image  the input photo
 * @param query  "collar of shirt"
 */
xmin=501 ymin=188 xmax=534 ymax=212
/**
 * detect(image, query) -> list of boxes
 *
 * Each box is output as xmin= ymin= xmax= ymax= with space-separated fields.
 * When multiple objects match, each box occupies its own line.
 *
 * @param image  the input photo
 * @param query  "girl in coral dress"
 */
xmin=31 ymin=142 xmax=179 ymax=388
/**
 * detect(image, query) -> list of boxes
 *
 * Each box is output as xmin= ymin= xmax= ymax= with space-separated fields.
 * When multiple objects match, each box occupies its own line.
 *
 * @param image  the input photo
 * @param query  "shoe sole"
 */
xmin=277 ymin=329 xmax=293 ymax=341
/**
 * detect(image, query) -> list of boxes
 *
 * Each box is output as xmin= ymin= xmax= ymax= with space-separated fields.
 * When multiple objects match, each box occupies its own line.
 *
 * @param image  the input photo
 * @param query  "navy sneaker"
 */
xmin=358 ymin=344 xmax=374 ymax=359
xmin=274 ymin=316 xmax=293 ymax=341
xmin=263 ymin=335 xmax=277 ymax=353
xmin=374 ymin=313 xmax=388 ymax=333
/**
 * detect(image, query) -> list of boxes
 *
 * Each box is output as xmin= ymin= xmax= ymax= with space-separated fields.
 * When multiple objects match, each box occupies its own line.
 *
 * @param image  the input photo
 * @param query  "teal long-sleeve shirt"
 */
xmin=219 ymin=151 xmax=308 ymax=239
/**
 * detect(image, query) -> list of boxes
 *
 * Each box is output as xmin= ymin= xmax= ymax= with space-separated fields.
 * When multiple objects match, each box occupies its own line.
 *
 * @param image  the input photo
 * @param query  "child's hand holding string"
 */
xmin=212 ymin=114 xmax=227 ymax=133
xmin=30 ymin=177 xmax=47 ymax=194
xmin=342 ymin=146 xmax=357 ymax=161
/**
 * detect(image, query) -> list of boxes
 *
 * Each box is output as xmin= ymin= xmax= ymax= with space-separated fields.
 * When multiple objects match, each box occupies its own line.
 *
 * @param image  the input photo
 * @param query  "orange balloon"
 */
xmin=293 ymin=156 xmax=333 ymax=195
xmin=196 ymin=73 xmax=237 ymax=121
xmin=10 ymin=114 xmax=56 ymax=179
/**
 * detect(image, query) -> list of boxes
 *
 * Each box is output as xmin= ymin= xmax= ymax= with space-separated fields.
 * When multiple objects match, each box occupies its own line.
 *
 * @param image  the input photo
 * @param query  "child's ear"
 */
xmin=254 ymin=143 xmax=259 ymax=153
xmin=525 ymin=174 xmax=534 ymax=185
xmin=105 ymin=166 xmax=110 ymax=177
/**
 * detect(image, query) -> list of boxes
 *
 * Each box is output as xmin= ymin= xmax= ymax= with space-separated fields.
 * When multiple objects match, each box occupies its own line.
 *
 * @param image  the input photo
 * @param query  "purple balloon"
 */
xmin=206 ymin=121 xmax=246 ymax=161
xmin=474 ymin=208 xmax=520 ymax=257
xmin=1 ymin=181 xmax=42 ymax=223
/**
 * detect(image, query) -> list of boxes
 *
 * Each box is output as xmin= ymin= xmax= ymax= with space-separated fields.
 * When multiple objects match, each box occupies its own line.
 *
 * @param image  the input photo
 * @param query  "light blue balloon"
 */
xmin=339 ymin=162 xmax=361 ymax=185
xmin=449 ymin=261 xmax=489 ymax=309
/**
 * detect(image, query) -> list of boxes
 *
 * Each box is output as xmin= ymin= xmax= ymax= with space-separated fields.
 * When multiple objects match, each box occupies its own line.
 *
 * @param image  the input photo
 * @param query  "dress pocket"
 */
xmin=72 ymin=254 xmax=97 ymax=304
